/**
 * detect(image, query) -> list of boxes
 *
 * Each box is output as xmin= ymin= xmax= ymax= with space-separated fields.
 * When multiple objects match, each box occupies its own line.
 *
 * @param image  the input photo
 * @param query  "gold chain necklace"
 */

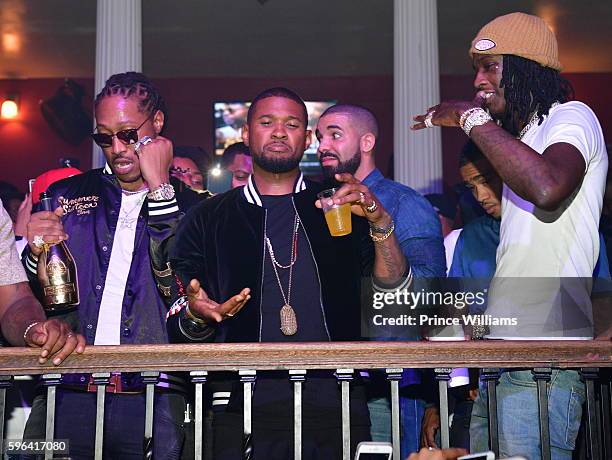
xmin=265 ymin=214 xmax=300 ymax=336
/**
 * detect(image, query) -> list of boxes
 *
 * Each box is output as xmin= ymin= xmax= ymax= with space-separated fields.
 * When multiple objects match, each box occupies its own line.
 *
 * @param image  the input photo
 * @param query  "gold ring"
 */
xmin=225 ymin=312 xmax=234 ymax=318
xmin=365 ymin=201 xmax=378 ymax=213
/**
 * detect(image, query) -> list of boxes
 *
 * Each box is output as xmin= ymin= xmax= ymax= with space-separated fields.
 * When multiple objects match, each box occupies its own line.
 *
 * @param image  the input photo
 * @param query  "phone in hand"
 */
xmin=458 ymin=452 xmax=495 ymax=460
xmin=354 ymin=442 xmax=393 ymax=460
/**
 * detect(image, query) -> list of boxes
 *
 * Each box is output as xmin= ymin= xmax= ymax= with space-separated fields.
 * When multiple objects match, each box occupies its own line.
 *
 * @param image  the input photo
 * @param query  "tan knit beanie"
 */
xmin=469 ymin=12 xmax=562 ymax=71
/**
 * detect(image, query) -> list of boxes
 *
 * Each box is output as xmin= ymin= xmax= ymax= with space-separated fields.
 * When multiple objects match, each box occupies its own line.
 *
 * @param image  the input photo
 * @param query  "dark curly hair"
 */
xmin=500 ymin=55 xmax=574 ymax=136
xmin=94 ymin=71 xmax=166 ymax=117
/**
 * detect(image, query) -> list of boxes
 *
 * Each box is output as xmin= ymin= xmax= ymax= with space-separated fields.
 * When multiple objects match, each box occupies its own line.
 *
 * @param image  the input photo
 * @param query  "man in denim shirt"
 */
xmin=316 ymin=104 xmax=446 ymax=457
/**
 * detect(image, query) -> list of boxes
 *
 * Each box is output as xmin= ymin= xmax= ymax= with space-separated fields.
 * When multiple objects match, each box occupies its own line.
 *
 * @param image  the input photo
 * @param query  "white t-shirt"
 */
xmin=444 ymin=229 xmax=462 ymax=276
xmin=488 ymin=101 xmax=608 ymax=339
xmin=94 ymin=190 xmax=147 ymax=345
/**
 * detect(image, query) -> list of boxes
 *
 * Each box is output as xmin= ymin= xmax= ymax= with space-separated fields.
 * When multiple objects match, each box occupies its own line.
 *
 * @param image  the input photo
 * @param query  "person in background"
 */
xmin=171 ymin=147 xmax=209 ymax=192
xmin=316 ymin=103 xmax=445 ymax=458
xmin=221 ymin=141 xmax=253 ymax=189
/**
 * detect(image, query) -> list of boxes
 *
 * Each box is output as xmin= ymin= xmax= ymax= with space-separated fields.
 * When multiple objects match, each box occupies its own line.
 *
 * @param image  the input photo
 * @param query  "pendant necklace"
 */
xmin=118 ymin=191 xmax=147 ymax=230
xmin=265 ymin=213 xmax=300 ymax=336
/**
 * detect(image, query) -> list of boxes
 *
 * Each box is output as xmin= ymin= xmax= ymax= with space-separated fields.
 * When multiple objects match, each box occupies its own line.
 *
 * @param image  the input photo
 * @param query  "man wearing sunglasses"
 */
xmin=22 ymin=72 xmax=188 ymax=459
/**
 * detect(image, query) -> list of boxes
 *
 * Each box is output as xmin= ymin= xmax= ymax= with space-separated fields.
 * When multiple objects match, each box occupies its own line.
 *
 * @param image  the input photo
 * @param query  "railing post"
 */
xmin=240 ymin=369 xmax=257 ymax=460
xmin=434 ymin=368 xmax=452 ymax=449
xmin=336 ymin=368 xmax=354 ymax=460
xmin=581 ymin=368 xmax=601 ymax=460
xmin=601 ymin=368 xmax=612 ymax=460
xmin=289 ymin=370 xmax=307 ymax=460
xmin=92 ymin=372 xmax=111 ymax=460
xmin=0 ymin=375 xmax=13 ymax=445
xmin=532 ymin=368 xmax=552 ymax=460
xmin=481 ymin=368 xmax=500 ymax=458
xmin=42 ymin=373 xmax=62 ymax=460
xmin=190 ymin=371 xmax=208 ymax=460
xmin=142 ymin=371 xmax=160 ymax=459
xmin=386 ymin=368 xmax=402 ymax=460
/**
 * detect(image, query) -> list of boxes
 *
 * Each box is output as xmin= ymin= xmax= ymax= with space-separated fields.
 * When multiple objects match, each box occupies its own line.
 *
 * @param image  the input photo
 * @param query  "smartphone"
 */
xmin=458 ymin=452 xmax=495 ymax=460
xmin=28 ymin=178 xmax=36 ymax=194
xmin=354 ymin=442 xmax=393 ymax=460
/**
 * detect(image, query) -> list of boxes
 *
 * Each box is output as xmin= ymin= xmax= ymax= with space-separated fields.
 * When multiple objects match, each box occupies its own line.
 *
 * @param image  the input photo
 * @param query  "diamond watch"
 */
xmin=460 ymin=107 xmax=493 ymax=136
xmin=147 ymin=183 xmax=175 ymax=201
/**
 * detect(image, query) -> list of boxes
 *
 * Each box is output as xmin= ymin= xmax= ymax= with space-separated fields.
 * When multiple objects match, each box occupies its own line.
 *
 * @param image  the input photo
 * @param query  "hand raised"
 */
xmin=187 ymin=279 xmax=250 ymax=324
xmin=136 ymin=135 xmax=174 ymax=191
xmin=315 ymin=173 xmax=389 ymax=226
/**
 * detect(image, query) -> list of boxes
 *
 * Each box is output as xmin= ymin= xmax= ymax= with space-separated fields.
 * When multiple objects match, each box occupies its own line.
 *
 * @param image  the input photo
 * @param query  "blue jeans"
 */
xmin=368 ymin=394 xmax=425 ymax=459
xmin=470 ymin=370 xmax=585 ymax=460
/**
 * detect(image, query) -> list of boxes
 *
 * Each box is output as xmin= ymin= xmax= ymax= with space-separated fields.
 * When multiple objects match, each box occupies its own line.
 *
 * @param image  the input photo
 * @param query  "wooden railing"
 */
xmin=1 ymin=341 xmax=611 ymax=460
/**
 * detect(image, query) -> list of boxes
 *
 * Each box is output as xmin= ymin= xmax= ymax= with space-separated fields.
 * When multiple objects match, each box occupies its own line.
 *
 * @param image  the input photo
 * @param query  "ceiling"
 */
xmin=1 ymin=0 xmax=611 ymax=79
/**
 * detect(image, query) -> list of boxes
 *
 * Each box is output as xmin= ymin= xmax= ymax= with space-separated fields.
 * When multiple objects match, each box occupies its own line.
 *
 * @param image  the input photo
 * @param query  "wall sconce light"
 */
xmin=1 ymin=94 xmax=19 ymax=119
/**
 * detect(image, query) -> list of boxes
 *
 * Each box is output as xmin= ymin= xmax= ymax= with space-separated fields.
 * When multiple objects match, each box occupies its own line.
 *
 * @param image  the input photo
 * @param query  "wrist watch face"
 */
xmin=159 ymin=183 xmax=175 ymax=200
xmin=149 ymin=183 xmax=175 ymax=200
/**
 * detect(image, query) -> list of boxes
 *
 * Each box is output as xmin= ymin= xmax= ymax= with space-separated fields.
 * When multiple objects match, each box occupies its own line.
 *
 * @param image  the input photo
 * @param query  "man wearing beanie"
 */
xmin=412 ymin=12 xmax=608 ymax=460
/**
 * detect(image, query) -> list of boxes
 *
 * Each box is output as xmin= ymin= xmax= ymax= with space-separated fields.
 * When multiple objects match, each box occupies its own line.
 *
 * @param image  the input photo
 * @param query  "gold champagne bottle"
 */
xmin=37 ymin=192 xmax=80 ymax=310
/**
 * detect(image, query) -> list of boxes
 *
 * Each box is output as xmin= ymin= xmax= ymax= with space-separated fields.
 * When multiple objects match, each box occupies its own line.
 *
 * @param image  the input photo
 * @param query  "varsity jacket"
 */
xmin=168 ymin=173 xmax=381 ymax=343
xmin=23 ymin=165 xmax=180 ymax=346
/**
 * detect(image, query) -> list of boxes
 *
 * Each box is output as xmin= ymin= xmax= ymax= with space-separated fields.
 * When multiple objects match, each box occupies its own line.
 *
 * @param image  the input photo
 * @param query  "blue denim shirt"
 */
xmin=364 ymin=169 xmax=446 ymax=387
xmin=363 ymin=168 xmax=446 ymax=277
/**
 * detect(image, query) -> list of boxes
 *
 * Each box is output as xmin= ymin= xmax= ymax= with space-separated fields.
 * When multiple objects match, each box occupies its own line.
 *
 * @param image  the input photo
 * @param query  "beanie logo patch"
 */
xmin=474 ymin=39 xmax=496 ymax=51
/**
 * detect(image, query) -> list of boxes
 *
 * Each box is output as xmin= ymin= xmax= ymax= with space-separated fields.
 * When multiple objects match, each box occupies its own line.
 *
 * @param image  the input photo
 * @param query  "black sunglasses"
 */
xmin=91 ymin=116 xmax=150 ymax=148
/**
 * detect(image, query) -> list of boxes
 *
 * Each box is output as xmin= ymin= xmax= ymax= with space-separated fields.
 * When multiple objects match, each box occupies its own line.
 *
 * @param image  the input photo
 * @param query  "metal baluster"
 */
xmin=601 ymin=368 xmax=612 ymax=460
xmin=434 ymin=368 xmax=452 ymax=449
xmin=0 ymin=375 xmax=13 ymax=446
xmin=336 ymin=369 xmax=354 ymax=460
xmin=289 ymin=370 xmax=307 ymax=460
xmin=42 ymin=373 xmax=62 ymax=460
xmin=532 ymin=368 xmax=552 ymax=460
xmin=386 ymin=368 xmax=402 ymax=460
xmin=481 ymin=368 xmax=500 ymax=458
xmin=190 ymin=371 xmax=208 ymax=460
xmin=142 ymin=371 xmax=160 ymax=460
xmin=581 ymin=368 xmax=601 ymax=460
xmin=92 ymin=373 xmax=110 ymax=460
xmin=240 ymin=370 xmax=257 ymax=460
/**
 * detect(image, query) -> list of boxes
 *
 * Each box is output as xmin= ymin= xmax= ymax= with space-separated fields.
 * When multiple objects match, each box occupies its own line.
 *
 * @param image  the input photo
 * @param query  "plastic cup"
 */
xmin=317 ymin=188 xmax=352 ymax=237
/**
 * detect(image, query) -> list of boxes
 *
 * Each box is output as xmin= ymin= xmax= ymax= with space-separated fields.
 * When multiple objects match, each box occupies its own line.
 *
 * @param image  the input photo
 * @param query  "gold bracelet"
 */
xmin=369 ymin=221 xmax=395 ymax=242
xmin=184 ymin=305 xmax=207 ymax=325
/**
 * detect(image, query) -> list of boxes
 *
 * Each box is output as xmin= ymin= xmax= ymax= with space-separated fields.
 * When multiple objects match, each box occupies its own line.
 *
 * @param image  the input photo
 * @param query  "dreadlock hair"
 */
xmin=94 ymin=72 xmax=167 ymax=118
xmin=500 ymin=55 xmax=574 ymax=136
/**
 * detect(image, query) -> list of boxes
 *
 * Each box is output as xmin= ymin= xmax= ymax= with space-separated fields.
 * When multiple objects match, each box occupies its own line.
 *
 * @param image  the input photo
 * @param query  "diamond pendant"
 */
xmin=280 ymin=304 xmax=298 ymax=336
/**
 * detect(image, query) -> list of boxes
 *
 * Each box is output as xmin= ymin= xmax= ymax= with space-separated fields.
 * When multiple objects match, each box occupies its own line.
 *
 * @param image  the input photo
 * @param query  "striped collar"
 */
xmin=242 ymin=172 xmax=307 ymax=207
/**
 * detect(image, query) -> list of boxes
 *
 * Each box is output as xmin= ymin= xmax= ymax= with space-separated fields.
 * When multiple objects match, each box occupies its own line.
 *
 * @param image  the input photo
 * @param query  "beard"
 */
xmin=320 ymin=150 xmax=361 ymax=180
xmin=252 ymin=150 xmax=303 ymax=174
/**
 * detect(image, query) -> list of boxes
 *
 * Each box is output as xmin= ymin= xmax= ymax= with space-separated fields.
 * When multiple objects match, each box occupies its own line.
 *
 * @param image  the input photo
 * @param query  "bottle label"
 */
xmin=46 ymin=255 xmax=68 ymax=278
xmin=43 ymin=283 xmax=76 ymax=297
